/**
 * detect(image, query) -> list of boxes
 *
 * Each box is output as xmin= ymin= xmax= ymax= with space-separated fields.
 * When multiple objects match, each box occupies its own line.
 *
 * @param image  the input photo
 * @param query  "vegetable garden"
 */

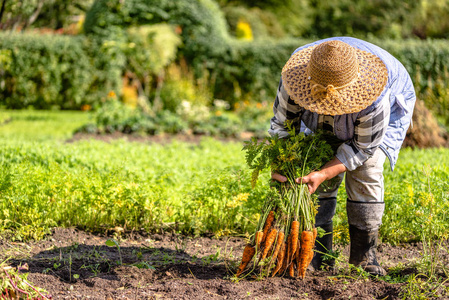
xmin=0 ymin=110 xmax=448 ymax=299
xmin=1 ymin=0 xmax=449 ymax=299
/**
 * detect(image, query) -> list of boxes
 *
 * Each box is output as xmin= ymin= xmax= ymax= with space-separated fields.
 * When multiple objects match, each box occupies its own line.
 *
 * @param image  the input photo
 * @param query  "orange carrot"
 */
xmin=236 ymin=244 xmax=256 ymax=277
xmin=269 ymin=231 xmax=284 ymax=266
xmin=298 ymin=230 xmax=314 ymax=279
xmin=260 ymin=228 xmax=278 ymax=261
xmin=289 ymin=220 xmax=300 ymax=263
xmin=261 ymin=211 xmax=275 ymax=245
xmin=281 ymin=233 xmax=292 ymax=275
xmin=295 ymin=239 xmax=301 ymax=277
xmin=271 ymin=242 xmax=286 ymax=277
xmin=288 ymin=259 xmax=295 ymax=277
xmin=307 ymin=227 xmax=318 ymax=265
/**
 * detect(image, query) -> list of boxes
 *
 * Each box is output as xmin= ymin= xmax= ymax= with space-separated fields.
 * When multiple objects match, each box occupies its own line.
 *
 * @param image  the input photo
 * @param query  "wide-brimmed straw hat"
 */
xmin=281 ymin=40 xmax=388 ymax=116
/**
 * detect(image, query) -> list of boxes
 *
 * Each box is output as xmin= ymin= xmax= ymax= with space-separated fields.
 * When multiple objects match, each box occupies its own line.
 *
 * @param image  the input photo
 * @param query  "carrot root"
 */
xmin=236 ymin=244 xmax=256 ymax=277
xmin=298 ymin=230 xmax=314 ymax=279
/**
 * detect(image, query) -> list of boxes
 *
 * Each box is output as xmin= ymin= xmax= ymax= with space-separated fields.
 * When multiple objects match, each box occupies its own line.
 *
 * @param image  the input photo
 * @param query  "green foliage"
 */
xmin=413 ymin=0 xmax=449 ymax=39
xmin=0 ymin=110 xmax=449 ymax=244
xmin=0 ymin=110 xmax=90 ymax=141
xmin=304 ymin=0 xmax=419 ymax=39
xmin=218 ymin=0 xmax=312 ymax=37
xmin=84 ymin=0 xmax=229 ymax=60
xmin=124 ymin=24 xmax=181 ymax=93
xmin=220 ymin=0 xmax=449 ymax=39
xmin=79 ymin=97 xmax=260 ymax=138
xmin=243 ymin=124 xmax=334 ymax=232
xmin=222 ymin=6 xmax=285 ymax=39
xmin=33 ymin=0 xmax=94 ymax=30
xmin=212 ymin=38 xmax=301 ymax=104
xmin=381 ymin=150 xmax=449 ymax=244
xmin=378 ymin=39 xmax=449 ymax=127
xmin=243 ymin=125 xmax=334 ymax=187
xmin=91 ymin=97 xmax=153 ymax=134
xmin=333 ymin=148 xmax=449 ymax=246
xmin=0 ymin=0 xmax=92 ymax=31
xmin=0 ymin=111 xmax=265 ymax=240
xmin=0 ymin=32 xmax=123 ymax=109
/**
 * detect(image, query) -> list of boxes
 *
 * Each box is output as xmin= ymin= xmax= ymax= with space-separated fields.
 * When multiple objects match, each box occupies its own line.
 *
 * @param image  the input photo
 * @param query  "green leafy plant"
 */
xmin=105 ymin=239 xmax=122 ymax=265
xmin=235 ymin=123 xmax=334 ymax=278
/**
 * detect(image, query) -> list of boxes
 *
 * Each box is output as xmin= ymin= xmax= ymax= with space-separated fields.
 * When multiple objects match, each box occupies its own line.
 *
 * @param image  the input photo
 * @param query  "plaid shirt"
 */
xmin=269 ymin=79 xmax=391 ymax=171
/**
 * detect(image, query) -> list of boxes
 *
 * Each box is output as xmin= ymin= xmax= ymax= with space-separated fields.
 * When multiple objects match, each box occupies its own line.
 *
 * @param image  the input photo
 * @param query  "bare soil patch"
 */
xmin=1 ymin=228 xmax=433 ymax=300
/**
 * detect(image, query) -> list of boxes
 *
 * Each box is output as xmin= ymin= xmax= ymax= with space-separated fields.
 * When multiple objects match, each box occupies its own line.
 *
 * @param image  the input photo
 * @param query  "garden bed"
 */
xmin=3 ymin=228 xmax=446 ymax=300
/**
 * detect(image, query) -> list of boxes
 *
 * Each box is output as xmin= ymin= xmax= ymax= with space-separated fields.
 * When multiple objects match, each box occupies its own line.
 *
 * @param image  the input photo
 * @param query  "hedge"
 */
xmin=83 ymin=0 xmax=449 ymax=126
xmin=84 ymin=0 xmax=229 ymax=67
xmin=0 ymin=24 xmax=180 ymax=110
xmin=0 ymin=32 xmax=124 ymax=109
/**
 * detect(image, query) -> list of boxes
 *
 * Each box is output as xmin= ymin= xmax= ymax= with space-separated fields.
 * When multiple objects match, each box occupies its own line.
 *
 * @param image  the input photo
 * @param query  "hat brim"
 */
xmin=281 ymin=45 xmax=388 ymax=116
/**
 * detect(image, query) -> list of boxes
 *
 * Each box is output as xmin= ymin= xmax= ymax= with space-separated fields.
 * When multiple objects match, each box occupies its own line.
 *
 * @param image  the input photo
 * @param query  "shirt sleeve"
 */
xmin=268 ymin=79 xmax=303 ymax=138
xmin=336 ymin=95 xmax=390 ymax=171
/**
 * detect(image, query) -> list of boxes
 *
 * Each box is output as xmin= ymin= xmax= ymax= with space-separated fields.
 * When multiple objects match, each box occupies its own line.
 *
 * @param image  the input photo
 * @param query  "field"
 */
xmin=1 ymin=110 xmax=449 ymax=299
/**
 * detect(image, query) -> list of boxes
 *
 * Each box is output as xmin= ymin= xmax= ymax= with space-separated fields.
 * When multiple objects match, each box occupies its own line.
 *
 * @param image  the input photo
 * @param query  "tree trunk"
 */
xmin=0 ymin=0 xmax=8 ymax=29
xmin=22 ymin=0 xmax=44 ymax=30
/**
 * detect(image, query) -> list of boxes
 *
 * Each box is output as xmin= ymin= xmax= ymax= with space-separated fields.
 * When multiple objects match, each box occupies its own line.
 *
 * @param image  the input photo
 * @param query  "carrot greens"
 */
xmin=235 ymin=123 xmax=334 ymax=279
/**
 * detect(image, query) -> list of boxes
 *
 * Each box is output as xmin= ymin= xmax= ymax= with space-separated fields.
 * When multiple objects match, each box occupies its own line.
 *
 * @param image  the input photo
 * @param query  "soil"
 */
xmin=2 ymin=228 xmax=443 ymax=300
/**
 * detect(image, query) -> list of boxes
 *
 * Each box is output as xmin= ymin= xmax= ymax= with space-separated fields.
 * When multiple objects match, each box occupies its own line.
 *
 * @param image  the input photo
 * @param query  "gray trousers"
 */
xmin=317 ymin=148 xmax=386 ymax=202
xmin=316 ymin=148 xmax=386 ymax=231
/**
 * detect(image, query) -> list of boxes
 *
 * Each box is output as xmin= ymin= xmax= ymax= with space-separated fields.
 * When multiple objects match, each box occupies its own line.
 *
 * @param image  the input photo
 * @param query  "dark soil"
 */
xmin=1 ymin=228 xmax=440 ymax=300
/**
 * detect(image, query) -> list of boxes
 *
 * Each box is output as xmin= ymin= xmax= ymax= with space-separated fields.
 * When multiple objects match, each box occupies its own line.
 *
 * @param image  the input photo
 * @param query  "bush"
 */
xmin=222 ymin=6 xmax=285 ymax=40
xmin=0 ymin=32 xmax=123 ymax=109
xmin=84 ymin=0 xmax=229 ymax=63
xmin=378 ymin=39 xmax=449 ymax=127
xmin=82 ymin=0 xmax=449 ymax=125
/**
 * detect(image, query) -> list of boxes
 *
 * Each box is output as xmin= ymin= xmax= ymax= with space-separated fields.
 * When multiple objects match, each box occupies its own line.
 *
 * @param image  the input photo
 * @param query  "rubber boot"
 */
xmin=311 ymin=197 xmax=336 ymax=270
xmin=347 ymin=200 xmax=387 ymax=276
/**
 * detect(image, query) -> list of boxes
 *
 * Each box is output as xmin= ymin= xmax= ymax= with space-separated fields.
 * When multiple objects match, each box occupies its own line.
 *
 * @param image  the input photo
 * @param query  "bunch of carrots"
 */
xmin=236 ymin=124 xmax=333 ymax=279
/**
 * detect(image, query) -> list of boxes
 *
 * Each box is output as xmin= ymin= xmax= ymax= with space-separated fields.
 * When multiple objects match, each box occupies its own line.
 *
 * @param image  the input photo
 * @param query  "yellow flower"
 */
xmin=227 ymin=193 xmax=250 ymax=208
xmin=80 ymin=104 xmax=91 ymax=111
xmin=107 ymin=91 xmax=116 ymax=98
xmin=236 ymin=20 xmax=253 ymax=41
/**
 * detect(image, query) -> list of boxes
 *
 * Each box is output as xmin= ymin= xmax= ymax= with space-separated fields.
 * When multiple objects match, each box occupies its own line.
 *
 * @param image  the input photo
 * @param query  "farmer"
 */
xmin=269 ymin=37 xmax=416 ymax=276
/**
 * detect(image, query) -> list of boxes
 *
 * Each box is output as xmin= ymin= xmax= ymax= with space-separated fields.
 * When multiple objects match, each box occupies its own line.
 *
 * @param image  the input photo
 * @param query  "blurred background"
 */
xmin=0 ymin=0 xmax=448 ymax=145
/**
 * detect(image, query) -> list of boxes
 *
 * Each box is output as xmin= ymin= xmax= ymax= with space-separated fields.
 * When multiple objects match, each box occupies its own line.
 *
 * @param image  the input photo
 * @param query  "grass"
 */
xmin=0 ymin=109 xmax=91 ymax=141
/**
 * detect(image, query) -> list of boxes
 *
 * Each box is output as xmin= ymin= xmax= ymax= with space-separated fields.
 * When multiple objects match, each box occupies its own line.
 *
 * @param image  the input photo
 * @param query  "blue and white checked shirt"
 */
xmin=269 ymin=37 xmax=416 ymax=171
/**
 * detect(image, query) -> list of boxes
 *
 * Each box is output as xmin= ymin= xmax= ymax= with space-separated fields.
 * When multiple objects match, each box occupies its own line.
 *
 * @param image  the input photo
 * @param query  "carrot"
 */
xmin=269 ymin=231 xmax=284 ymax=266
xmin=260 ymin=228 xmax=278 ymax=261
xmin=289 ymin=220 xmax=300 ymax=264
xmin=288 ymin=258 xmax=295 ymax=277
xmin=307 ymin=227 xmax=318 ymax=265
xmin=271 ymin=242 xmax=286 ymax=277
xmin=280 ymin=233 xmax=292 ymax=275
xmin=236 ymin=244 xmax=256 ymax=277
xmin=298 ymin=230 xmax=314 ymax=279
xmin=295 ymin=239 xmax=301 ymax=278
xmin=261 ymin=211 xmax=275 ymax=245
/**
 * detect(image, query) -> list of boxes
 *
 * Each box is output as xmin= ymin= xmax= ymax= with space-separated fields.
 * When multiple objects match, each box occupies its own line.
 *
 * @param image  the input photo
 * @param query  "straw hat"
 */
xmin=281 ymin=40 xmax=388 ymax=115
